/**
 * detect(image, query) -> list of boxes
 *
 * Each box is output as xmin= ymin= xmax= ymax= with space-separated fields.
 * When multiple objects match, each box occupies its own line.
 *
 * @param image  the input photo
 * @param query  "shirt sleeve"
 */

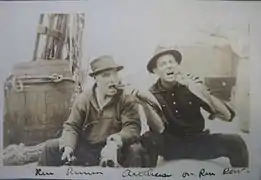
xmin=116 ymin=94 xmax=141 ymax=145
xmin=59 ymin=92 xmax=87 ymax=151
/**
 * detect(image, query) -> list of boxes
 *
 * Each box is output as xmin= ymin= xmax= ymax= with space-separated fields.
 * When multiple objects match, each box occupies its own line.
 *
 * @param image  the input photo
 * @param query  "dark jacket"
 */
xmin=149 ymin=78 xmax=235 ymax=135
xmin=59 ymin=85 xmax=141 ymax=151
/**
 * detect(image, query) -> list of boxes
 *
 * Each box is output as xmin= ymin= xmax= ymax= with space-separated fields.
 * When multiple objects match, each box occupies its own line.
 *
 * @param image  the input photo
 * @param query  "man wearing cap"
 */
xmin=143 ymin=46 xmax=249 ymax=167
xmin=38 ymin=55 xmax=144 ymax=167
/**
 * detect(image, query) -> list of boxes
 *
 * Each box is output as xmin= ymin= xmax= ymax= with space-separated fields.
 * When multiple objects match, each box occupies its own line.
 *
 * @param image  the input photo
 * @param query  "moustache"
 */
xmin=109 ymin=84 xmax=130 ymax=90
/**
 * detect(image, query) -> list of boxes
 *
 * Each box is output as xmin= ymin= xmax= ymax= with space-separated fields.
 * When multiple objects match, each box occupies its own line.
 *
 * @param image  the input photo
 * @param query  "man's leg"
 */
xmin=119 ymin=142 xmax=145 ymax=167
xmin=216 ymin=134 xmax=249 ymax=167
xmin=74 ymin=142 xmax=103 ymax=166
xmin=159 ymin=133 xmax=190 ymax=161
xmin=139 ymin=131 xmax=227 ymax=164
xmin=139 ymin=131 xmax=165 ymax=167
xmin=38 ymin=138 xmax=63 ymax=166
xmin=165 ymin=133 xmax=249 ymax=167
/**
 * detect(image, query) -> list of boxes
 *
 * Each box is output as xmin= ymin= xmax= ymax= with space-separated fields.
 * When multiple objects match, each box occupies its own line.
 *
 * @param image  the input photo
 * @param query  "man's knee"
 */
xmin=222 ymin=134 xmax=247 ymax=150
xmin=38 ymin=138 xmax=61 ymax=166
xmin=140 ymin=131 xmax=163 ymax=167
xmin=119 ymin=142 xmax=144 ymax=167
xmin=128 ymin=143 xmax=144 ymax=155
xmin=140 ymin=131 xmax=163 ymax=151
xmin=221 ymin=134 xmax=249 ymax=167
xmin=42 ymin=139 xmax=60 ymax=153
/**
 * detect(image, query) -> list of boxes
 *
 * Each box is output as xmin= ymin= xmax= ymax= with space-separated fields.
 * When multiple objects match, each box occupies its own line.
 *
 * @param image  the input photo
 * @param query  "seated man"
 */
xmin=142 ymin=46 xmax=249 ymax=167
xmin=38 ymin=55 xmax=143 ymax=167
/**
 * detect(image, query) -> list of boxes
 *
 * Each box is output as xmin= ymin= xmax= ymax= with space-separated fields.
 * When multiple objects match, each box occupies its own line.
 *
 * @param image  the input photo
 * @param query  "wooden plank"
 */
xmin=24 ymin=91 xmax=38 ymax=127
xmin=56 ymin=15 xmax=68 ymax=59
xmin=36 ymin=25 xmax=47 ymax=35
xmin=7 ymin=91 xmax=26 ymax=125
xmin=43 ymin=14 xmax=55 ymax=59
xmin=4 ymin=91 xmax=26 ymax=146
xmin=12 ymin=60 xmax=71 ymax=76
xmin=45 ymin=88 xmax=72 ymax=125
xmin=33 ymin=14 xmax=44 ymax=61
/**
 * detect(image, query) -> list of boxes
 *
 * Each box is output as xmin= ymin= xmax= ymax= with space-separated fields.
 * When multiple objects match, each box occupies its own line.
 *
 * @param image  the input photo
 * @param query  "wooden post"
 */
xmin=32 ymin=14 xmax=44 ymax=61
xmin=43 ymin=14 xmax=55 ymax=59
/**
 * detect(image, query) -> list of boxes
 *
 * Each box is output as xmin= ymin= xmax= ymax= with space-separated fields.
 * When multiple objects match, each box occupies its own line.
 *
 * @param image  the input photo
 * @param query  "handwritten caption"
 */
xmin=34 ymin=167 xmax=250 ymax=178
xmin=122 ymin=168 xmax=172 ymax=178
xmin=181 ymin=167 xmax=250 ymax=178
xmin=35 ymin=167 xmax=103 ymax=177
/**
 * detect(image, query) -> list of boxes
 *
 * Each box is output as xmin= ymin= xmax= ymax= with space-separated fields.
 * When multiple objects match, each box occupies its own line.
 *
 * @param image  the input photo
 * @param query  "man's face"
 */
xmin=95 ymin=69 xmax=121 ymax=96
xmin=153 ymin=54 xmax=180 ymax=83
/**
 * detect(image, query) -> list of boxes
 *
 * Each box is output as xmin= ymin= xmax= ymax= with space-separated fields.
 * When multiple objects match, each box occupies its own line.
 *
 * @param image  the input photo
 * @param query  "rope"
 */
xmin=8 ymin=74 xmax=75 ymax=92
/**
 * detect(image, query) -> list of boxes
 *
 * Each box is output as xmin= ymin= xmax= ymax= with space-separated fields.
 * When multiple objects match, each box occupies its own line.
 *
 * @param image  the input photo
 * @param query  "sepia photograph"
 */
xmin=0 ymin=0 xmax=260 ymax=179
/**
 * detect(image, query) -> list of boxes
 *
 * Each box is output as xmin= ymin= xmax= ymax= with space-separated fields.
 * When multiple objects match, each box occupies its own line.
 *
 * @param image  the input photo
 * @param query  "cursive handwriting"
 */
xmin=66 ymin=167 xmax=103 ymax=176
xmin=198 ymin=168 xmax=215 ymax=178
xmin=122 ymin=169 xmax=172 ymax=178
xmin=182 ymin=168 xmax=215 ymax=178
xmin=182 ymin=167 xmax=250 ymax=178
xmin=182 ymin=171 xmax=195 ymax=178
xmin=35 ymin=168 xmax=54 ymax=176
xmin=223 ymin=167 xmax=249 ymax=175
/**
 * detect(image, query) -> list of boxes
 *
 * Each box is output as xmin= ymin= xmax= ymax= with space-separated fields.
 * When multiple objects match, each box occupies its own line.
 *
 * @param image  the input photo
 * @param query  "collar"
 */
xmin=95 ymin=87 xmax=112 ymax=110
xmin=149 ymin=79 xmax=182 ymax=94
xmin=90 ymin=83 xmax=122 ymax=111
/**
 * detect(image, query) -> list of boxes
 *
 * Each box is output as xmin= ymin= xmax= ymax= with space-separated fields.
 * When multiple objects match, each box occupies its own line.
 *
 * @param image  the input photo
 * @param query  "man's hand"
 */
xmin=61 ymin=146 xmax=75 ymax=164
xmin=124 ymin=85 xmax=161 ymax=110
xmin=123 ymin=85 xmax=165 ymax=133
xmin=176 ymin=73 xmax=203 ymax=86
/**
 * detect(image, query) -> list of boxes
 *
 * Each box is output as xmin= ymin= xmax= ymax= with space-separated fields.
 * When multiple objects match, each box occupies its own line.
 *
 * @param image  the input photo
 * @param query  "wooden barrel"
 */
xmin=4 ymin=59 xmax=75 ymax=147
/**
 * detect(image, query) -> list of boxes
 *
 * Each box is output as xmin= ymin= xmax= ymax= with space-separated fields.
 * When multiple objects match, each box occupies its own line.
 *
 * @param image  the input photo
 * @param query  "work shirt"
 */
xmin=60 ymin=84 xmax=141 ymax=151
xmin=149 ymin=80 xmax=213 ymax=136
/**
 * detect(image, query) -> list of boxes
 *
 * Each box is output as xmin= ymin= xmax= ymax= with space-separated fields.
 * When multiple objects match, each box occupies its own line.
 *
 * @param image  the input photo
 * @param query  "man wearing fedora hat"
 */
xmin=38 ymin=55 xmax=145 ymax=167
xmin=142 ymin=46 xmax=249 ymax=167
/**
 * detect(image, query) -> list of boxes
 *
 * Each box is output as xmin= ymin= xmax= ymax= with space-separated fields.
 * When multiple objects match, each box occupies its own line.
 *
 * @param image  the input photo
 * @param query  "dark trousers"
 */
xmin=38 ymin=138 xmax=144 ymax=167
xmin=141 ymin=131 xmax=249 ymax=167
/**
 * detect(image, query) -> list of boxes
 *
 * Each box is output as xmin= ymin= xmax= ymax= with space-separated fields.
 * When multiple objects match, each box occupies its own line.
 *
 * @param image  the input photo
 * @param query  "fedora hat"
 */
xmin=89 ymin=55 xmax=123 ymax=77
xmin=147 ymin=46 xmax=182 ymax=73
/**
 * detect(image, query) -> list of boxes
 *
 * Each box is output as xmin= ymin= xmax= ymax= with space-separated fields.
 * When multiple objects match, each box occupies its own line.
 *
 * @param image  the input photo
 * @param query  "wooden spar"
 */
xmin=54 ymin=14 xmax=62 ymax=59
xmin=32 ymin=14 xmax=44 ymax=61
xmin=43 ymin=14 xmax=55 ymax=59
xmin=69 ymin=14 xmax=73 ymax=72
xmin=33 ymin=14 xmax=85 ymax=62
xmin=49 ymin=14 xmax=60 ymax=59
xmin=56 ymin=15 xmax=68 ymax=59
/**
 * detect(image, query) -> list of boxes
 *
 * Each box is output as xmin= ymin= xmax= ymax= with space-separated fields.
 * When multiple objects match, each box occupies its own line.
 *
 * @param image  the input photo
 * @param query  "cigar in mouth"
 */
xmin=109 ymin=85 xmax=119 ymax=90
xmin=110 ymin=84 xmax=128 ymax=90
